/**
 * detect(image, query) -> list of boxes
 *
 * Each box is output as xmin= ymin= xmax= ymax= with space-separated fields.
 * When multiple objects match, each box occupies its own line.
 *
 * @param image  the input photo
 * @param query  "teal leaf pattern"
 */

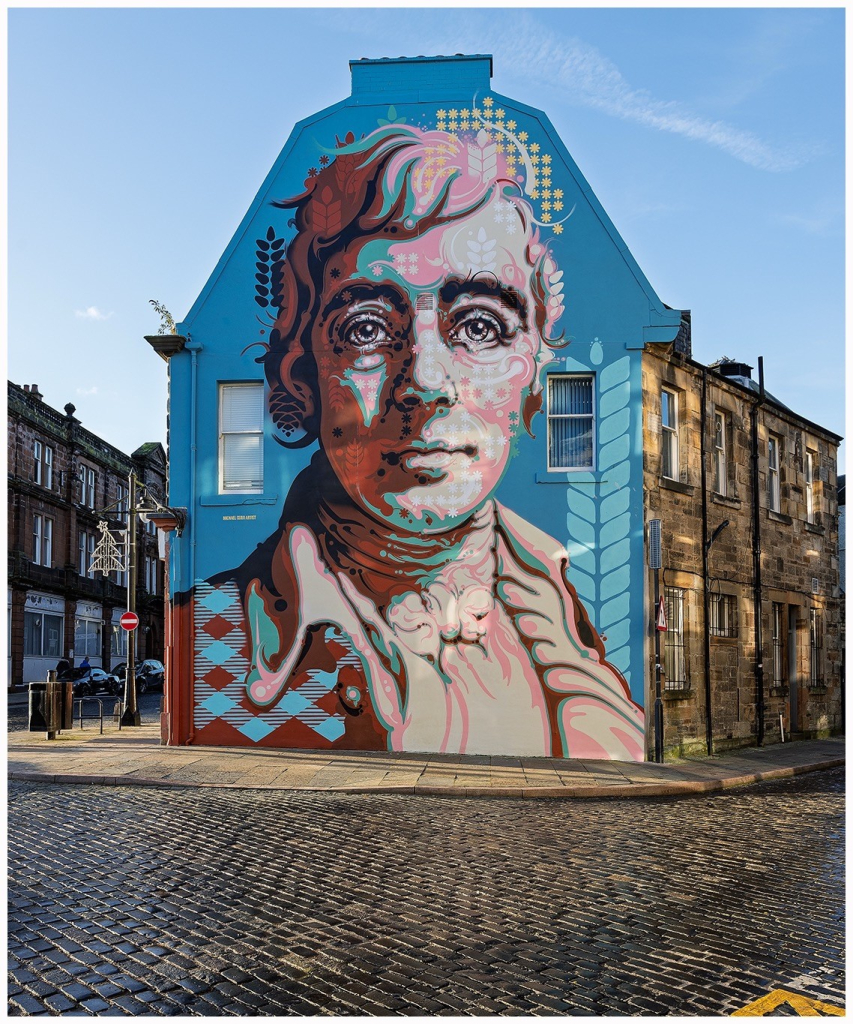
xmin=566 ymin=354 xmax=635 ymax=689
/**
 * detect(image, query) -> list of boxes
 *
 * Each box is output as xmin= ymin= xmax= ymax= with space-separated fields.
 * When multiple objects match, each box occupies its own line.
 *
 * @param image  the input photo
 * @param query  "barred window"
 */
xmin=809 ymin=608 xmax=823 ymax=688
xmin=771 ymin=603 xmax=785 ymax=687
xmin=664 ymin=586 xmax=687 ymax=689
xmin=547 ymin=375 xmax=594 ymax=471
xmin=709 ymin=593 xmax=738 ymax=638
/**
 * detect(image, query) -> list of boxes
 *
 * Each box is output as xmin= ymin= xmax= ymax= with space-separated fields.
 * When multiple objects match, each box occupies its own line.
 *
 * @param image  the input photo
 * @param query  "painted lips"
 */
xmin=402 ymin=445 xmax=477 ymax=470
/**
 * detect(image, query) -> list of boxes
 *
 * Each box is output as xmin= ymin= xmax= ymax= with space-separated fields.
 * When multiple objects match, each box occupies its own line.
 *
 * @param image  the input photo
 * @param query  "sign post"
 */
xmin=120 ymin=471 xmax=141 ymax=727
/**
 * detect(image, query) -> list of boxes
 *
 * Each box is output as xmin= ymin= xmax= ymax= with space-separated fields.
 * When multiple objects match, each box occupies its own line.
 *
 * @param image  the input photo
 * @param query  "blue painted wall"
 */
xmin=168 ymin=55 xmax=681 ymax=745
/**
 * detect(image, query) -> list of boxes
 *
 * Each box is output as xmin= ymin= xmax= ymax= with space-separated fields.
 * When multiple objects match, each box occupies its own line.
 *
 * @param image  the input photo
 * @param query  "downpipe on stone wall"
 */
xmin=750 ymin=356 xmax=766 ymax=746
xmin=699 ymin=368 xmax=715 ymax=756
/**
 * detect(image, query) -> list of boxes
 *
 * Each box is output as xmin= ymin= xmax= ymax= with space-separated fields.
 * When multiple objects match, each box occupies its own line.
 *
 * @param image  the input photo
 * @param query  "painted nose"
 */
xmin=410 ymin=308 xmax=457 ymax=406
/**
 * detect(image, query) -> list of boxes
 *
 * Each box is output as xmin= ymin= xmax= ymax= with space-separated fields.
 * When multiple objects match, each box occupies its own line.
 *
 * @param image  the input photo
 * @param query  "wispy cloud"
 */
xmin=76 ymin=386 xmax=99 ymax=396
xmin=75 ymin=306 xmax=113 ymax=321
xmin=474 ymin=20 xmax=812 ymax=172
xmin=772 ymin=206 xmax=843 ymax=236
xmin=332 ymin=11 xmax=817 ymax=172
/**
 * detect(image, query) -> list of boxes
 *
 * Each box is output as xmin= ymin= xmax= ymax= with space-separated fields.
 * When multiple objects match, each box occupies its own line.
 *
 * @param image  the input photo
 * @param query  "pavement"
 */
xmin=6 ymin=691 xmax=845 ymax=798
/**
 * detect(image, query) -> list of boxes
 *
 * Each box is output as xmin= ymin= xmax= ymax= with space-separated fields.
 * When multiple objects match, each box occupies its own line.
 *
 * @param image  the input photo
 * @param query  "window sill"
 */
xmin=535 ymin=473 xmax=606 ymax=485
xmin=806 ymin=685 xmax=827 ymax=696
xmin=767 ymin=510 xmax=793 ymax=525
xmin=709 ymin=634 xmax=739 ymax=642
xmin=200 ymin=494 xmax=278 ymax=506
xmin=663 ymin=687 xmax=693 ymax=700
xmin=660 ymin=477 xmax=694 ymax=496
xmin=769 ymin=686 xmax=789 ymax=698
xmin=804 ymin=522 xmax=825 ymax=536
xmin=711 ymin=492 xmax=741 ymax=508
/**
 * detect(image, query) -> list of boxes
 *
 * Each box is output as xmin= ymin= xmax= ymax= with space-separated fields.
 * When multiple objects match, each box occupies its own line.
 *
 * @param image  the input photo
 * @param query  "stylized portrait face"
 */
xmin=312 ymin=198 xmax=551 ymax=530
xmin=266 ymin=127 xmax=565 ymax=534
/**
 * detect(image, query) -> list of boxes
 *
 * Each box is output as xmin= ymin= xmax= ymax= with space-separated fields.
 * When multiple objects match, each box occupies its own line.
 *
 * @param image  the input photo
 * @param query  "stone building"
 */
xmin=7 ymin=381 xmax=166 ymax=687
xmin=643 ymin=346 xmax=842 ymax=755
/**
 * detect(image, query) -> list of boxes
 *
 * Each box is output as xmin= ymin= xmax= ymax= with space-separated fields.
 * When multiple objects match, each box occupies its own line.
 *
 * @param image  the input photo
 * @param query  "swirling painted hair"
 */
xmin=263 ymin=125 xmax=565 ymax=448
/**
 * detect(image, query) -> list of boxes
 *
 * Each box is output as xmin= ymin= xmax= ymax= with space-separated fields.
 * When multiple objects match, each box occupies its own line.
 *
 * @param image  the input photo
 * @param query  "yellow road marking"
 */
xmin=732 ymin=989 xmax=845 ymax=1016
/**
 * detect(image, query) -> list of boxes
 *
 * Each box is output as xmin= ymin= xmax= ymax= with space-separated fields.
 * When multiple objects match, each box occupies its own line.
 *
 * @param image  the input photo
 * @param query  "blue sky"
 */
xmin=8 ymin=7 xmax=845 ymax=463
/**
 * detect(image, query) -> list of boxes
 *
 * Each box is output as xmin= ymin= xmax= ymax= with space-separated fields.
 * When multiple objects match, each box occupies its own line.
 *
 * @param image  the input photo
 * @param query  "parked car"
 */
xmin=109 ymin=660 xmax=164 ymax=695
xmin=136 ymin=660 xmax=165 ymax=694
xmin=57 ymin=666 xmax=119 ymax=697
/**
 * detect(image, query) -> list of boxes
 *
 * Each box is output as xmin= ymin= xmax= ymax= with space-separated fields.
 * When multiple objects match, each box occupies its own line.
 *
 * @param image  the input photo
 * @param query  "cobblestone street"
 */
xmin=8 ymin=767 xmax=844 ymax=1016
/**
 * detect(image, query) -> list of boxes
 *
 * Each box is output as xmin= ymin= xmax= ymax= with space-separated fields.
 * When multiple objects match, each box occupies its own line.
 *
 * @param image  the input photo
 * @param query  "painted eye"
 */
xmin=450 ymin=311 xmax=506 ymax=351
xmin=343 ymin=314 xmax=389 ymax=349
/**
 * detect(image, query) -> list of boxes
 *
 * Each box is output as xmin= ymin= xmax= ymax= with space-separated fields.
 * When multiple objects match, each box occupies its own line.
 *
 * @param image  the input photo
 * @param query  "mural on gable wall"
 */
xmin=183 ymin=97 xmax=648 ymax=761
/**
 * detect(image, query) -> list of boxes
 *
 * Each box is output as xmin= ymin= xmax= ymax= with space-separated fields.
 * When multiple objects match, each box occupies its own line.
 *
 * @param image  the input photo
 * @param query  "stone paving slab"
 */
xmin=6 ymin=725 xmax=844 ymax=799
xmin=8 ymin=729 xmax=843 ymax=798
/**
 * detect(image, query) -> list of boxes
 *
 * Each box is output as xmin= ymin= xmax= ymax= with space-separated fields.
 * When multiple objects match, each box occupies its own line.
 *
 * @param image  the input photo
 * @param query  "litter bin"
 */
xmin=28 ymin=678 xmax=73 ymax=734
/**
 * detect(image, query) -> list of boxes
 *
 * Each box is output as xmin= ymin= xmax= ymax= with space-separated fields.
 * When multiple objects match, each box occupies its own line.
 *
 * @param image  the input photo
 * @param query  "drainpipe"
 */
xmin=185 ymin=339 xmax=203 ymax=744
xmin=699 ymin=368 xmax=714 ymax=755
xmin=750 ymin=357 xmax=766 ymax=745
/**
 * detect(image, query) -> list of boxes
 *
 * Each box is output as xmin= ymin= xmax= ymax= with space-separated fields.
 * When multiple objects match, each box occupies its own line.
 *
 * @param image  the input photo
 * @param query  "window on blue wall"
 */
xmin=547 ymin=375 xmax=594 ymax=470
xmin=219 ymin=383 xmax=264 ymax=493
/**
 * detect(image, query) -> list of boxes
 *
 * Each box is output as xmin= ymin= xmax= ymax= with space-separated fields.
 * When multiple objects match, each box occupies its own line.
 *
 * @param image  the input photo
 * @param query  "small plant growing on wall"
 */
xmin=149 ymin=299 xmax=176 ymax=335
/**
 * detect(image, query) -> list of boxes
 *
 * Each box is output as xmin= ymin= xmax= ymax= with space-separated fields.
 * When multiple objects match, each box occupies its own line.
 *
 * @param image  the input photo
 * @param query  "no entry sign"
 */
xmin=120 ymin=611 xmax=139 ymax=631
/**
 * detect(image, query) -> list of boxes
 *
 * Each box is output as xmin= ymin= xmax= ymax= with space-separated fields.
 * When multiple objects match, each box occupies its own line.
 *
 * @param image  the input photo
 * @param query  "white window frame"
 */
xmin=116 ymin=481 xmax=129 ymax=525
xmin=767 ymin=435 xmax=781 ymax=512
xmin=74 ymin=617 xmax=102 ymax=659
xmin=80 ymin=466 xmax=97 ymax=508
xmin=33 ymin=514 xmax=53 ymax=567
xmin=144 ymin=556 xmax=158 ymax=596
xmin=78 ymin=530 xmax=96 ymax=579
xmin=805 ymin=451 xmax=816 ymax=524
xmin=33 ymin=441 xmax=53 ymax=488
xmin=24 ymin=611 xmax=64 ymax=658
xmin=713 ymin=410 xmax=727 ymax=496
xmin=546 ymin=374 xmax=595 ymax=472
xmin=661 ymin=388 xmax=679 ymax=481
xmin=111 ymin=622 xmax=128 ymax=658
xmin=219 ymin=382 xmax=264 ymax=494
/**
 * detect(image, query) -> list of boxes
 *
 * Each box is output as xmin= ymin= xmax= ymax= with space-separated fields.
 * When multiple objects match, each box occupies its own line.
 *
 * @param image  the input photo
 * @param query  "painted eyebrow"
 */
xmin=438 ymin=276 xmax=529 ymax=328
xmin=320 ymin=281 xmax=410 ymax=320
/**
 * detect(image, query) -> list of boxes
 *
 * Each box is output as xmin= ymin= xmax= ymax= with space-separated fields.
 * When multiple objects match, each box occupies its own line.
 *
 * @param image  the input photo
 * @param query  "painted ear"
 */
xmin=522 ymin=390 xmax=543 ymax=437
xmin=267 ymin=342 xmax=318 ymax=444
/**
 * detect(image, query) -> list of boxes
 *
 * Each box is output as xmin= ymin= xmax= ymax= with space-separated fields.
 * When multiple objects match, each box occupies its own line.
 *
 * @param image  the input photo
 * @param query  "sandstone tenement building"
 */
xmin=643 ymin=342 xmax=842 ymax=755
xmin=7 ymin=381 xmax=166 ymax=687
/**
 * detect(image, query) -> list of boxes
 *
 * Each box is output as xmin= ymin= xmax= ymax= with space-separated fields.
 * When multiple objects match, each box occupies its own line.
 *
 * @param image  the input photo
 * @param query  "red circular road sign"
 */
xmin=120 ymin=611 xmax=139 ymax=631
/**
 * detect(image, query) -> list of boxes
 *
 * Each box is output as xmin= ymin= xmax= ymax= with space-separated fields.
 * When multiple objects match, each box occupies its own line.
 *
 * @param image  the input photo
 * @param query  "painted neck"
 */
xmin=316 ymin=494 xmax=495 ymax=598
